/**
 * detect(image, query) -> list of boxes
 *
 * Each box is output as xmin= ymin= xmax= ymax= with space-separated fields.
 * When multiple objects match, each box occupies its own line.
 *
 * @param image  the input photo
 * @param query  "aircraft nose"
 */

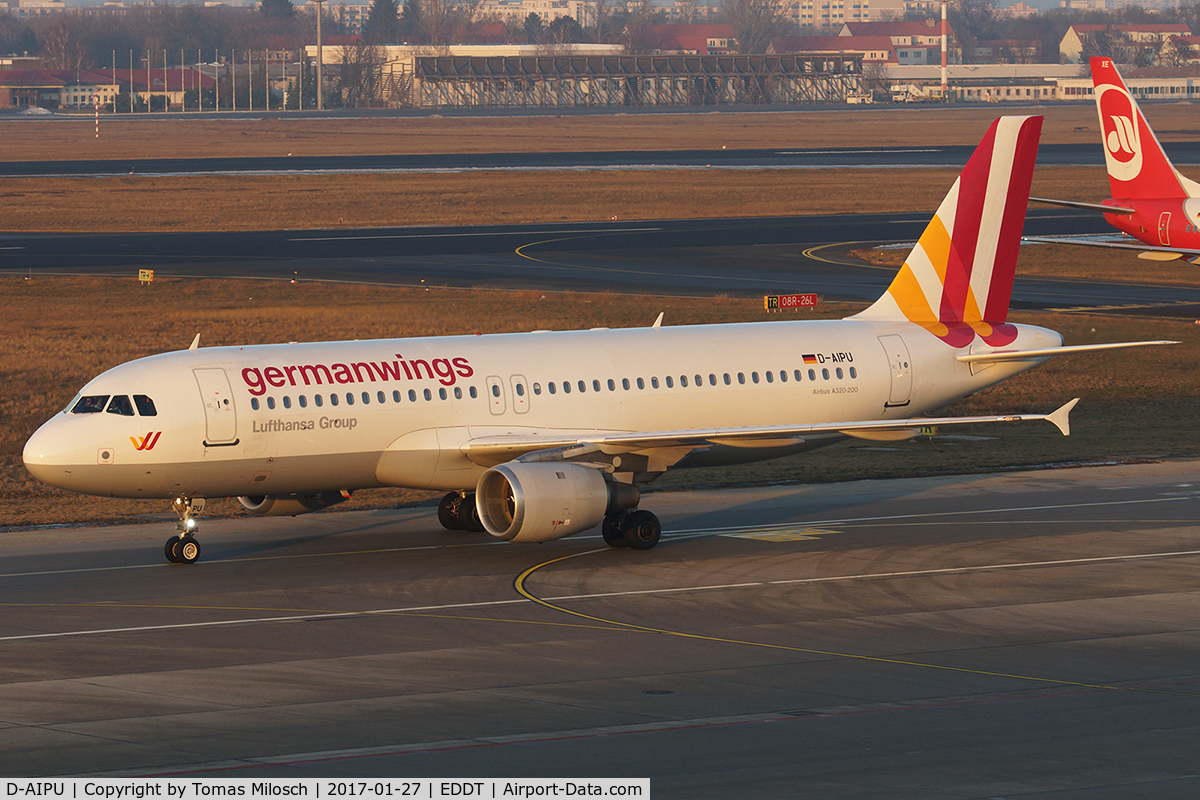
xmin=22 ymin=418 xmax=79 ymax=489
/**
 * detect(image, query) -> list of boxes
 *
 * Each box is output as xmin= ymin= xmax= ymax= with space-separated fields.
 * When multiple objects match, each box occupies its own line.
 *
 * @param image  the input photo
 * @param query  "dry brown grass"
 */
xmin=4 ymin=276 xmax=1198 ymax=529
xmin=7 ymin=104 xmax=1198 ymax=161
xmin=0 ymin=165 xmax=1117 ymax=233
xmin=851 ymin=238 xmax=1200 ymax=288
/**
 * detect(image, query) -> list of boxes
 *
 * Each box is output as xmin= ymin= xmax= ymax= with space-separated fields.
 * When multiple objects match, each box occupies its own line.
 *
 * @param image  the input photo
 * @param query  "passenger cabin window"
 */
xmin=283 ymin=396 xmax=292 ymax=409
xmin=331 ymin=394 xmax=339 ymax=406
xmin=346 ymin=393 xmax=355 ymax=405
xmin=315 ymin=394 xmax=324 ymax=407
xmin=454 ymin=387 xmax=463 ymax=399
xmin=409 ymin=389 xmax=418 ymax=402
xmin=393 ymin=390 xmax=402 ymax=402
xmin=267 ymin=397 xmax=276 ymax=410
xmin=439 ymin=388 xmax=448 ymax=400
xmin=72 ymin=395 xmax=109 ymax=414
xmin=106 ymin=395 xmax=135 ymax=416
xmin=251 ymin=398 xmax=260 ymax=411
xmin=299 ymin=396 xmax=308 ymax=408
xmin=133 ymin=395 xmax=157 ymax=416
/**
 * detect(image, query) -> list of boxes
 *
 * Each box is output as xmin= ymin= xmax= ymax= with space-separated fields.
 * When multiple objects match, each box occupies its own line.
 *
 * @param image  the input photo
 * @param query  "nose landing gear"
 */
xmin=165 ymin=496 xmax=205 ymax=564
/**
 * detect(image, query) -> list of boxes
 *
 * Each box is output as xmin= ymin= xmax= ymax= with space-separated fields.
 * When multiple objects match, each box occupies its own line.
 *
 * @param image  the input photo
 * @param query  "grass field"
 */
xmin=6 ymin=104 xmax=1199 ymax=161
xmin=0 ymin=166 xmax=1120 ymax=233
xmin=3 ymin=276 xmax=1197 ymax=529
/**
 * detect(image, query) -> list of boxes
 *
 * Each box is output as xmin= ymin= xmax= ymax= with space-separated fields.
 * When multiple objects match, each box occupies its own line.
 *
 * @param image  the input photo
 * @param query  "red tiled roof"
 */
xmin=772 ymin=35 xmax=897 ymax=60
xmin=1068 ymin=23 xmax=1191 ymax=34
xmin=642 ymin=24 xmax=736 ymax=53
xmin=843 ymin=21 xmax=956 ymax=38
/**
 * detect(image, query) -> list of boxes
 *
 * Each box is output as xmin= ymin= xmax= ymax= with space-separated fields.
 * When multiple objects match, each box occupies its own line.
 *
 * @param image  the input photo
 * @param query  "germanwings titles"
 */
xmin=23 ymin=116 xmax=1175 ymax=564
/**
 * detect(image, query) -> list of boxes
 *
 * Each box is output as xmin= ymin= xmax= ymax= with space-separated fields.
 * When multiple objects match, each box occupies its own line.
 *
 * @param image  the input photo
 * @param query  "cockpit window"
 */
xmin=133 ymin=395 xmax=157 ymax=416
xmin=71 ymin=395 xmax=109 ymax=414
xmin=106 ymin=395 xmax=135 ymax=416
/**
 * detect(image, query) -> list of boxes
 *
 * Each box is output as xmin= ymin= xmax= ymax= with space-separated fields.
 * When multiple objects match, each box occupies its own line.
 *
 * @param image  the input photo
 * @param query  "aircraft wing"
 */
xmin=1022 ymin=235 xmax=1200 ymax=261
xmin=461 ymin=399 xmax=1081 ymax=468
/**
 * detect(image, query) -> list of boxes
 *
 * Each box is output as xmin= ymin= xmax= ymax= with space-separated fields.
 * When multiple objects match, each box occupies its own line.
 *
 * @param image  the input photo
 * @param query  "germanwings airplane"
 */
xmin=1028 ymin=57 xmax=1200 ymax=262
xmin=23 ymin=116 xmax=1174 ymax=564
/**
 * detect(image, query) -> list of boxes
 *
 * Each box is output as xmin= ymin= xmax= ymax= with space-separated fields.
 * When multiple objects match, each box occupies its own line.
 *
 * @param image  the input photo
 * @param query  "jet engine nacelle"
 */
xmin=238 ymin=491 xmax=350 ymax=517
xmin=476 ymin=462 xmax=640 ymax=543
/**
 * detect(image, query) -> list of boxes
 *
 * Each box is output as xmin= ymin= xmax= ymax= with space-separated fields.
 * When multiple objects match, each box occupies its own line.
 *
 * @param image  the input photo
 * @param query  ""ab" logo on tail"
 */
xmin=130 ymin=432 xmax=162 ymax=451
xmin=1106 ymin=114 xmax=1137 ymax=156
xmin=1096 ymin=84 xmax=1142 ymax=182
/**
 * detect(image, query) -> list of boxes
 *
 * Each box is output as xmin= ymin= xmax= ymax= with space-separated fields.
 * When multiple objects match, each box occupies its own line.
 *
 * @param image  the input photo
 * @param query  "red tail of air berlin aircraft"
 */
xmin=1027 ymin=57 xmax=1200 ymax=261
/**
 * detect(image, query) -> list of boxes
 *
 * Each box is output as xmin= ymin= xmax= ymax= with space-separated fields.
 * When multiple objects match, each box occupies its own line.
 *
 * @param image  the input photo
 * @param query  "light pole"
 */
xmin=314 ymin=0 xmax=325 ymax=110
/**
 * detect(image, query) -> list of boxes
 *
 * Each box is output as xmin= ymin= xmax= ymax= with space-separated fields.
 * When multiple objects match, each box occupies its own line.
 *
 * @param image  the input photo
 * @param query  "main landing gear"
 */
xmin=602 ymin=508 xmax=661 ymax=550
xmin=438 ymin=491 xmax=485 ymax=533
xmin=165 ymin=496 xmax=205 ymax=564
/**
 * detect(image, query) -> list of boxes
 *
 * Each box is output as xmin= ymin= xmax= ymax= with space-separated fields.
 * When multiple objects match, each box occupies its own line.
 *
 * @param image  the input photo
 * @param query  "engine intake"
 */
xmin=476 ymin=462 xmax=639 ymax=543
xmin=238 ymin=491 xmax=350 ymax=517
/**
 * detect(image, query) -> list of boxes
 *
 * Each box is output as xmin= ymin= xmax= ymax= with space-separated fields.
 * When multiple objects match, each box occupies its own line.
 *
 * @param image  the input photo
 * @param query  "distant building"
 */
xmin=0 ymin=69 xmax=117 ymax=109
xmin=972 ymin=39 xmax=1042 ymax=64
xmin=638 ymin=24 xmax=738 ymax=55
xmin=8 ymin=0 xmax=66 ymax=17
xmin=476 ymin=0 xmax=588 ymax=27
xmin=841 ymin=20 xmax=959 ymax=64
xmin=1059 ymin=23 xmax=1192 ymax=63
xmin=771 ymin=35 xmax=898 ymax=64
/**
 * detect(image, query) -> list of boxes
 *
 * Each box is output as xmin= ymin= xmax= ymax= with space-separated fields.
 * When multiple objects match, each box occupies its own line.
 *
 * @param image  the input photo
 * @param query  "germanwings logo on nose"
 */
xmin=130 ymin=432 xmax=162 ymax=451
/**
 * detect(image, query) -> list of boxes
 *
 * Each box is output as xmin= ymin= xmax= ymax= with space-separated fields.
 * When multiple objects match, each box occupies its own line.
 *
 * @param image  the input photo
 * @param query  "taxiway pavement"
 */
xmin=9 ymin=211 xmax=1198 ymax=314
xmin=4 ymin=141 xmax=1200 ymax=178
xmin=1 ymin=461 xmax=1197 ymax=794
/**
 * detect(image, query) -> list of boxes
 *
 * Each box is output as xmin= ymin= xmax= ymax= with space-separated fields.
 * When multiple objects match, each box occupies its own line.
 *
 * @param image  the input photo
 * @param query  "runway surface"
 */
xmin=1 ymin=460 xmax=1197 ymax=793
xmin=3 ymin=141 xmax=1199 ymax=177
xmin=7 ymin=210 xmax=1200 ymax=313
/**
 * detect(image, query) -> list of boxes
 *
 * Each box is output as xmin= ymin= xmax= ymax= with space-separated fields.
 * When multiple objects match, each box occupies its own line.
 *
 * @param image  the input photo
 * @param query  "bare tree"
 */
xmin=419 ymin=0 xmax=481 ymax=45
xmin=39 ymin=19 xmax=91 ymax=70
xmin=338 ymin=41 xmax=383 ymax=106
xmin=719 ymin=0 xmax=788 ymax=54
xmin=676 ymin=0 xmax=696 ymax=25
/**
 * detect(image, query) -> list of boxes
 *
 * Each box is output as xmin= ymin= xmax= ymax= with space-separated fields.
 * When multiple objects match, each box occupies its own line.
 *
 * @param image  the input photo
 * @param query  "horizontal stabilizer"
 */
xmin=956 ymin=340 xmax=1178 ymax=364
xmin=1022 ymin=236 xmax=1200 ymax=260
xmin=1028 ymin=197 xmax=1135 ymax=215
